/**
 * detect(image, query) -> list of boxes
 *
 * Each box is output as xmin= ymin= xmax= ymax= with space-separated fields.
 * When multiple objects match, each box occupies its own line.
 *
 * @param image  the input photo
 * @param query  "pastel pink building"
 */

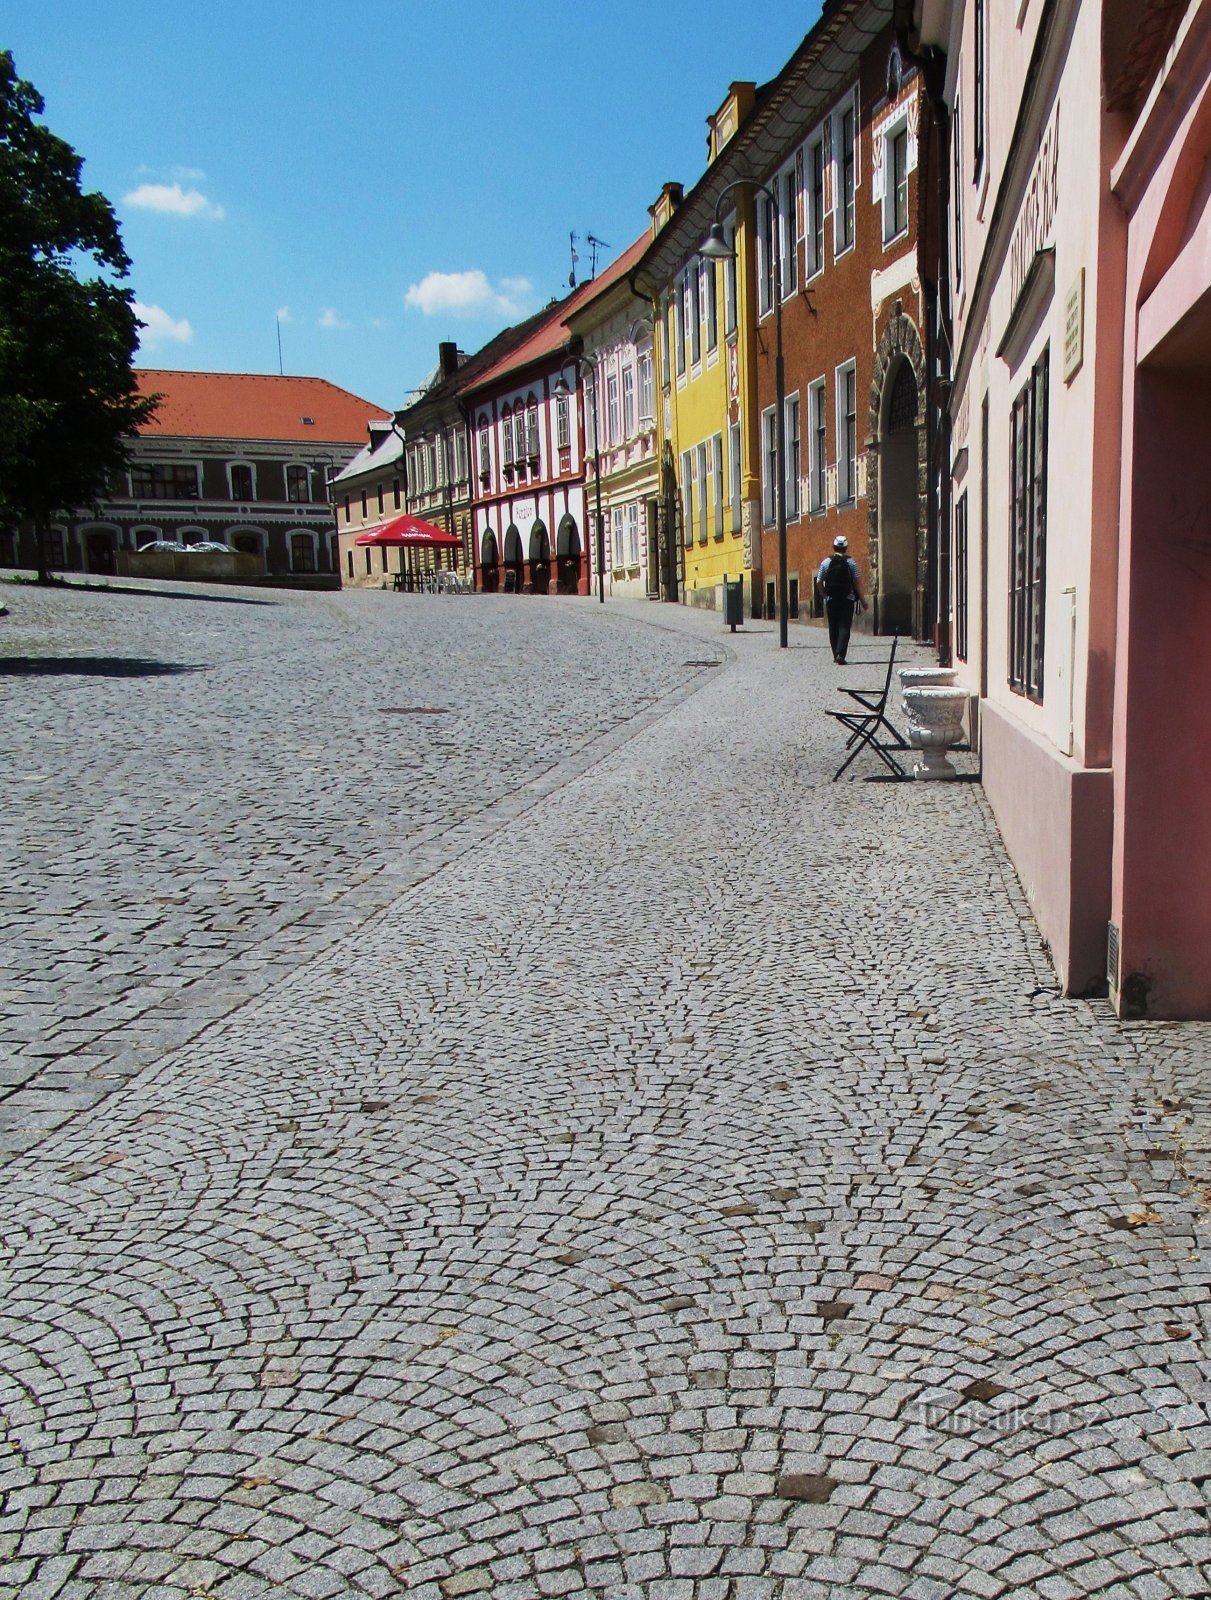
xmin=910 ymin=0 xmax=1211 ymax=1016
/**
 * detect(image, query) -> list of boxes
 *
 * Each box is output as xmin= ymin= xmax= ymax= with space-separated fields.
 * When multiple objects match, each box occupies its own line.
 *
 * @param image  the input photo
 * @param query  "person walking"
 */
xmin=817 ymin=534 xmax=865 ymax=664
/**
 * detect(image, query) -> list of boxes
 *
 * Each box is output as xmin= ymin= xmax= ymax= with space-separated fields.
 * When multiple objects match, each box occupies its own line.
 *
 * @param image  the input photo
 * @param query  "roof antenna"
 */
xmin=568 ymin=231 xmax=580 ymax=290
xmin=275 ymin=312 xmax=284 ymax=376
xmin=587 ymin=233 xmax=611 ymax=277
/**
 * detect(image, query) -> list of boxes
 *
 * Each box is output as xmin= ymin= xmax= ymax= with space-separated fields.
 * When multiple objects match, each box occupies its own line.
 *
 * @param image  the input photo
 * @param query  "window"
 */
xmin=758 ymin=193 xmax=776 ymax=315
xmin=785 ymin=394 xmax=801 ymax=520
xmin=376 ymin=483 xmax=384 ymax=515
xmin=627 ymin=501 xmax=640 ymax=566
xmin=724 ymin=237 xmax=738 ymax=336
xmin=455 ymin=432 xmax=468 ymax=483
xmin=974 ymin=0 xmax=986 ymax=182
xmin=837 ymin=101 xmax=856 ymax=253
xmin=287 ymin=464 xmax=310 ymax=503
xmin=344 ymin=495 xmax=351 ymax=524
xmin=612 ymin=505 xmax=624 ymax=570
xmin=130 ymin=462 xmax=199 ymax=499
xmin=696 ymin=441 xmax=708 ymax=544
xmin=622 ymin=366 xmax=635 ymax=437
xmin=556 ymin=393 xmax=570 ymax=449
xmin=762 ymin=408 xmax=777 ymax=526
xmin=513 ymin=411 xmax=526 ymax=466
xmin=681 ymin=449 xmax=694 ymax=544
xmin=955 ymin=491 xmax=969 ymax=662
xmin=886 ymin=126 xmax=909 ymax=241
xmin=663 ymin=295 xmax=673 ymax=384
xmin=478 ymin=417 xmax=491 ymax=478
xmin=705 ymin=261 xmax=719 ymax=352
xmin=638 ymin=352 xmax=653 ymax=423
xmin=586 ymin=375 xmax=598 ymax=453
xmin=809 ymin=379 xmax=827 ymax=512
xmin=347 ymin=549 xmax=354 ymax=579
xmin=689 ymin=268 xmax=702 ymax=366
xmin=230 ymin=463 xmax=254 ymax=500
xmin=291 ymin=532 xmax=316 ymax=573
xmin=361 ymin=490 xmax=368 ymax=519
xmin=502 ymin=408 xmax=514 ymax=467
xmin=780 ymin=166 xmax=798 ymax=296
xmin=676 ymin=277 xmax=686 ymax=376
xmin=953 ymin=96 xmax=964 ymax=295
xmin=526 ymin=400 xmax=539 ymax=460
xmin=806 ymin=137 xmax=825 ymax=277
xmin=712 ymin=434 xmax=723 ymax=537
xmin=381 ymin=545 xmax=388 ymax=573
xmin=393 ymin=476 xmax=401 ymax=510
xmin=1010 ymin=348 xmax=1049 ymax=701
xmin=729 ymin=421 xmax=742 ymax=531
xmin=607 ymin=373 xmax=620 ymax=445
xmin=836 ymin=362 xmax=857 ymax=504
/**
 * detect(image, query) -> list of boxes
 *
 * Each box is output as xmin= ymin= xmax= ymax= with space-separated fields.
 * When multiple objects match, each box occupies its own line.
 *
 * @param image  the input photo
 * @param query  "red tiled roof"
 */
xmin=468 ymin=233 xmax=650 ymax=392
xmin=134 ymin=370 xmax=390 ymax=443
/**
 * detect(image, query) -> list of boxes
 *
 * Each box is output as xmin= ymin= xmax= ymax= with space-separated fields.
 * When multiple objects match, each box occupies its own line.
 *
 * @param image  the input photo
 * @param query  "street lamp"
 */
xmin=700 ymin=181 xmax=788 ymax=649
xmin=555 ymin=349 xmax=605 ymax=605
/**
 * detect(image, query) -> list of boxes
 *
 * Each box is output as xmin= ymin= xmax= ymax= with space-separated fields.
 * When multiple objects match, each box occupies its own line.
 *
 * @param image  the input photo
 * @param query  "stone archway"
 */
xmin=867 ymin=310 xmax=927 ymax=636
xmin=556 ymin=514 xmax=582 ymax=594
xmin=480 ymin=528 xmax=499 ymax=593
xmin=528 ymin=520 xmax=551 ymax=594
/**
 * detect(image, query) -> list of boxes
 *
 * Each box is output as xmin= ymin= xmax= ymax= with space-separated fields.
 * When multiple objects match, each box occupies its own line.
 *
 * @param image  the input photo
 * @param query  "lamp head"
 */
xmin=699 ymin=222 xmax=734 ymax=260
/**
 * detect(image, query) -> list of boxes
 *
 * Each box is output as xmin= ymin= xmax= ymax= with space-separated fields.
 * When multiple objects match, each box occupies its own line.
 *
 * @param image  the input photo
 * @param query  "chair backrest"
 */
xmin=875 ymin=633 xmax=900 ymax=708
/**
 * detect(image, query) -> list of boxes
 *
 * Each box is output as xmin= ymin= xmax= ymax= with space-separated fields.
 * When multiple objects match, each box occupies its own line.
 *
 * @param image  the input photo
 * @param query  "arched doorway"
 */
xmin=480 ymin=528 xmax=499 ymax=592
xmin=556 ymin=514 xmax=582 ymax=594
xmin=869 ymin=314 xmax=927 ymax=636
xmin=528 ymin=521 xmax=551 ymax=594
xmin=503 ymin=524 xmax=523 ymax=593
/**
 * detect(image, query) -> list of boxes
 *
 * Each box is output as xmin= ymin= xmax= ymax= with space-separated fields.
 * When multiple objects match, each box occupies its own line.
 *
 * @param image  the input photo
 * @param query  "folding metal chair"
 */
xmin=826 ymin=633 xmax=910 ymax=780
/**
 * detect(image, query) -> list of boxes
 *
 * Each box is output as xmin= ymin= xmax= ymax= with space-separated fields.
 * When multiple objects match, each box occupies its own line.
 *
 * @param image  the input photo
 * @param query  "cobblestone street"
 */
xmin=1 ymin=579 xmax=1208 ymax=1599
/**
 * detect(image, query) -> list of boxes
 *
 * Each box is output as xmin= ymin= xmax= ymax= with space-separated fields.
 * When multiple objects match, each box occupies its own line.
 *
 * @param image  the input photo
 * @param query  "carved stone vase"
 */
xmin=900 ymin=681 xmax=967 ymax=780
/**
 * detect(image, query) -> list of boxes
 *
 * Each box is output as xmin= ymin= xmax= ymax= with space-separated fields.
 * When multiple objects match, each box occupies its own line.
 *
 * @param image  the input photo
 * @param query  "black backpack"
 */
xmin=823 ymin=554 xmax=853 ymax=599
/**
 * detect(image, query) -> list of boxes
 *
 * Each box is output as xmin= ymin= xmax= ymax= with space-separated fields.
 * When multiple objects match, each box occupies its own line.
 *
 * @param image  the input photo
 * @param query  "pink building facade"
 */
xmin=913 ymin=0 xmax=1211 ymax=1016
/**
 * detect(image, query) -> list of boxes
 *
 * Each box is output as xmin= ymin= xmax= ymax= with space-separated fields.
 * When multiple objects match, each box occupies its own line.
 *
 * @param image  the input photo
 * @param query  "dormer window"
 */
xmin=301 ymin=416 xmax=314 ymax=426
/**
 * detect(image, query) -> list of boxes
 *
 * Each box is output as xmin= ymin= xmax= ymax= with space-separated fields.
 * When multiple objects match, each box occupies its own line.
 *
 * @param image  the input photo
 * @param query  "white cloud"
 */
xmin=134 ymin=301 xmax=193 ymax=348
xmin=318 ymin=308 xmax=350 ymax=329
xmin=123 ymin=182 xmax=225 ymax=221
xmin=276 ymin=306 xmax=291 ymax=322
xmin=404 ymin=269 xmax=532 ymax=319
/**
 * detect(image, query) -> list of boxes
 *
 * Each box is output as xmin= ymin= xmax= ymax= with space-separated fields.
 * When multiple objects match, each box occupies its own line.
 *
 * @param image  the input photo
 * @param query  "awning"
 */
xmin=354 ymin=514 xmax=461 ymax=547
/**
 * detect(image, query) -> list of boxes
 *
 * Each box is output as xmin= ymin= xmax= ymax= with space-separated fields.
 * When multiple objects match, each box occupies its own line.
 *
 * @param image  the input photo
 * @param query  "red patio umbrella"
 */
xmin=354 ymin=514 xmax=460 ymax=547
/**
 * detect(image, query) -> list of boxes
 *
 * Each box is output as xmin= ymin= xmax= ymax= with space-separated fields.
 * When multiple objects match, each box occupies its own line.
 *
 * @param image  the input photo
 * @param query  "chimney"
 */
xmin=439 ymin=341 xmax=460 ymax=379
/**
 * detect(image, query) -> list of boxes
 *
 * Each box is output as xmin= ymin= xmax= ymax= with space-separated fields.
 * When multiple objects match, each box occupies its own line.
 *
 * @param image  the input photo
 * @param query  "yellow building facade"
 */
xmin=637 ymin=85 xmax=764 ymax=616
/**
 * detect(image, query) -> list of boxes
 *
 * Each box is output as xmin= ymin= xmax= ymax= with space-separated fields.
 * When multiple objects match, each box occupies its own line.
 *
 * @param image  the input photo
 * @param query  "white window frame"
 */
xmin=805 ymin=133 xmax=826 ymax=279
xmin=880 ymin=110 xmax=912 ymax=247
xmin=836 ymin=361 xmax=857 ymax=505
xmin=729 ymin=420 xmax=742 ymax=531
xmin=696 ymin=440 xmax=708 ymax=544
xmin=638 ymin=351 xmax=654 ymax=423
xmin=808 ymin=378 xmax=827 ymax=512
xmin=622 ymin=365 xmax=635 ymax=438
xmin=681 ymin=448 xmax=694 ymax=544
xmin=761 ymin=406 xmax=777 ymax=526
xmin=757 ymin=193 xmax=776 ymax=317
xmin=784 ymin=394 xmax=801 ymax=520
xmin=689 ymin=267 xmax=702 ymax=367
xmin=705 ymin=259 xmax=719 ymax=354
xmin=556 ymin=394 xmax=570 ymax=450
xmin=778 ymin=163 xmax=798 ymax=299
xmin=478 ymin=417 xmax=491 ymax=479
xmin=607 ymin=372 xmax=620 ymax=445
xmin=723 ymin=218 xmax=738 ymax=335
xmin=627 ymin=500 xmax=640 ymax=566
xmin=834 ymin=94 xmax=857 ymax=258
xmin=228 ymin=460 xmax=257 ymax=501
xmin=711 ymin=433 xmax=723 ymax=538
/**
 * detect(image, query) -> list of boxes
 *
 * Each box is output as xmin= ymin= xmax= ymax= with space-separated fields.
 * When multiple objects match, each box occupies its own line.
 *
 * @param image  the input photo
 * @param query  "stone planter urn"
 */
xmin=898 ymin=666 xmax=957 ymax=691
xmin=900 ymin=684 xmax=968 ymax=780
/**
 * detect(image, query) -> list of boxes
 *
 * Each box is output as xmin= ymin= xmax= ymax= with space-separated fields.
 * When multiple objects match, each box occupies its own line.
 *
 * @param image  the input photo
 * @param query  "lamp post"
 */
xmin=700 ymin=181 xmax=788 ymax=649
xmin=556 ymin=351 xmax=605 ymax=604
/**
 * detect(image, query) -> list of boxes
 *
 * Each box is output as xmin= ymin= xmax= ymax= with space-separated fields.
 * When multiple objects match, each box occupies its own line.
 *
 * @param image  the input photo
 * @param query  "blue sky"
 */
xmin=8 ymin=2 xmax=824 ymax=409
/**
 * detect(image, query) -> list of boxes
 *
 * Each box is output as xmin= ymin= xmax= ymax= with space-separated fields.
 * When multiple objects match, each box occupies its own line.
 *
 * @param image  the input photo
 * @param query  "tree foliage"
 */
xmin=0 ymin=50 xmax=157 ymax=578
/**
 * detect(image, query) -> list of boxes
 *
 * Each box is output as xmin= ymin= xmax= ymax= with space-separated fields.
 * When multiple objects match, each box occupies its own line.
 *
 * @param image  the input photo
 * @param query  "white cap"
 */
xmin=833 ymin=535 xmax=848 ymax=551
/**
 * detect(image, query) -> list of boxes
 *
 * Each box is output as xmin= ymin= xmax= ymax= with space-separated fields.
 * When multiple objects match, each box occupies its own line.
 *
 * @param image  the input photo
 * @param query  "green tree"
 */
xmin=0 ymin=50 xmax=157 ymax=582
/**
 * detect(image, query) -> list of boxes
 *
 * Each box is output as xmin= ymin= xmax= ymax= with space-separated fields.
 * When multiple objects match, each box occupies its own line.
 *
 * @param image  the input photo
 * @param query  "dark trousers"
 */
xmin=826 ymin=597 xmax=856 ymax=662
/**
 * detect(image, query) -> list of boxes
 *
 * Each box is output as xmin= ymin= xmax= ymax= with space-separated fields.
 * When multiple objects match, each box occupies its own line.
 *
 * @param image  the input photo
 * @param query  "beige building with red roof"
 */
xmin=1 ymin=369 xmax=387 ymax=583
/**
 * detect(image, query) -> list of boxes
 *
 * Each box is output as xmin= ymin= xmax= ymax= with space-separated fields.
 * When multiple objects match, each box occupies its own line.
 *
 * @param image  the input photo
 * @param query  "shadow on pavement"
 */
xmin=2 ymin=578 xmax=278 ymax=607
xmin=0 ymin=656 xmax=205 ymax=678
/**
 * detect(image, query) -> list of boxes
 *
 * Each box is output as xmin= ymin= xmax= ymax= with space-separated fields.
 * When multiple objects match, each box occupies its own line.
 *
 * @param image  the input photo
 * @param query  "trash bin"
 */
xmin=723 ymin=577 xmax=744 ymax=632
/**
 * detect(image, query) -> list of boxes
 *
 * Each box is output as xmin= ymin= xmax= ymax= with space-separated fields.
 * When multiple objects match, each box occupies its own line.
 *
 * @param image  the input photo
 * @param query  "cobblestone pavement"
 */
xmin=1 ymin=580 xmax=1208 ymax=1600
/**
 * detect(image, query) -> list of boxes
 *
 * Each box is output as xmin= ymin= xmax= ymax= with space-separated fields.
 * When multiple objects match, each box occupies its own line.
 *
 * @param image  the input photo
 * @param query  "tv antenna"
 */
xmin=586 ymin=233 xmax=611 ymax=277
xmin=568 ymin=231 xmax=580 ymax=290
